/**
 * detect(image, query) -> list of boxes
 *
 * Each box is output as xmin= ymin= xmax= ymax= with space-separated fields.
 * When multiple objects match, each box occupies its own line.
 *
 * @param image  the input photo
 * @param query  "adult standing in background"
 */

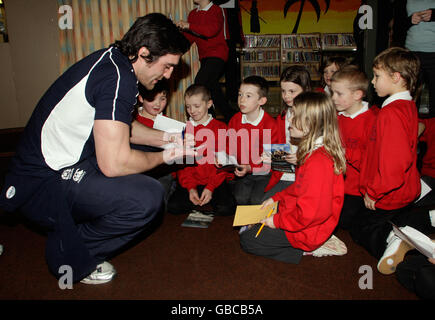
xmin=0 ymin=13 xmax=191 ymax=285
xmin=404 ymin=0 xmax=435 ymax=117
xmin=176 ymin=0 xmax=236 ymax=123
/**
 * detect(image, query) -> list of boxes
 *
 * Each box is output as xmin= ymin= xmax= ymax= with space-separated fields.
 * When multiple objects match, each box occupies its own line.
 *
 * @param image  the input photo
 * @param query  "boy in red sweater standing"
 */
xmin=167 ymin=84 xmax=236 ymax=216
xmin=176 ymin=0 xmax=235 ymax=122
xmin=227 ymin=76 xmax=278 ymax=205
xmin=350 ymin=47 xmax=435 ymax=275
xmin=330 ymin=65 xmax=378 ymax=230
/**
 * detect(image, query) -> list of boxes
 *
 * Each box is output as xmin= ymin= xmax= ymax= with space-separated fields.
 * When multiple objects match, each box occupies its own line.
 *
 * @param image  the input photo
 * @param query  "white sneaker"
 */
xmin=377 ymin=230 xmax=414 ymax=275
xmin=306 ymin=235 xmax=347 ymax=257
xmin=80 ymin=261 xmax=117 ymax=284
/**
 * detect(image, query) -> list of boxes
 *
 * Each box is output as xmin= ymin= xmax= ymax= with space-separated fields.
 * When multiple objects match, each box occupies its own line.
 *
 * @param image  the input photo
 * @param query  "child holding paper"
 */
xmin=263 ymin=65 xmax=312 ymax=200
xmin=167 ymin=84 xmax=236 ymax=216
xmin=226 ymin=76 xmax=279 ymax=205
xmin=240 ymin=92 xmax=347 ymax=263
xmin=135 ymin=80 xmax=169 ymax=128
xmin=350 ymin=47 xmax=434 ymax=275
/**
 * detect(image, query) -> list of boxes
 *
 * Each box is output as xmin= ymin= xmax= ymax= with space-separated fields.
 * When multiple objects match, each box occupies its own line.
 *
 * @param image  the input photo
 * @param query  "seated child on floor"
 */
xmin=135 ymin=79 xmax=169 ymax=128
xmin=167 ymin=84 xmax=236 ymax=216
xmin=352 ymin=47 xmax=426 ymax=275
xmin=240 ymin=92 xmax=347 ymax=263
xmin=330 ymin=65 xmax=379 ymax=230
xmin=226 ymin=75 xmax=279 ymax=205
xmin=262 ymin=65 xmax=312 ymax=201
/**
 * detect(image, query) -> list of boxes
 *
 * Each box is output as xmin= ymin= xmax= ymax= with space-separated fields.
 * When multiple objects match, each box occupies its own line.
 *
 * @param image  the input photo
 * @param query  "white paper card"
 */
xmin=415 ymin=179 xmax=432 ymax=203
xmin=153 ymin=114 xmax=185 ymax=133
xmin=392 ymin=223 xmax=435 ymax=259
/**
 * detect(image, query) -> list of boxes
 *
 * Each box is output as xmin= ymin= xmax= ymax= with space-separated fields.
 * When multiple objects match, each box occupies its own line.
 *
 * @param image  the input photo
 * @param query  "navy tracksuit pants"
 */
xmin=2 ymin=156 xmax=164 ymax=282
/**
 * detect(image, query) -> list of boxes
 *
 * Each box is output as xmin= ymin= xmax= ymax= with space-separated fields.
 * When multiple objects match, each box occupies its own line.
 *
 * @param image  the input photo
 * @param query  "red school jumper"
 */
xmin=227 ymin=110 xmax=278 ymax=174
xmin=271 ymin=147 xmax=344 ymax=252
xmin=337 ymin=104 xmax=378 ymax=196
xmin=135 ymin=111 xmax=154 ymax=128
xmin=264 ymin=111 xmax=292 ymax=191
xmin=419 ymin=117 xmax=435 ymax=178
xmin=184 ymin=3 xmax=228 ymax=62
xmin=177 ymin=117 xmax=228 ymax=192
xmin=359 ymin=93 xmax=420 ymax=210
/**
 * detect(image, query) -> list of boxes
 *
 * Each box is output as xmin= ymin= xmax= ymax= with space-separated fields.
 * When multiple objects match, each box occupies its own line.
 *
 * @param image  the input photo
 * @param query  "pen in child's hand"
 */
xmin=255 ymin=204 xmax=275 ymax=238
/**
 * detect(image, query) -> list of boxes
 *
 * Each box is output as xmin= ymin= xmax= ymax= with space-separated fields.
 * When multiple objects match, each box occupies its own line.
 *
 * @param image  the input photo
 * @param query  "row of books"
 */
xmin=245 ymin=35 xmax=281 ymax=48
xmin=242 ymin=65 xmax=280 ymax=78
xmin=283 ymin=51 xmax=321 ymax=63
xmin=322 ymin=34 xmax=356 ymax=47
xmin=282 ymin=36 xmax=321 ymax=49
xmin=243 ymin=50 xmax=280 ymax=62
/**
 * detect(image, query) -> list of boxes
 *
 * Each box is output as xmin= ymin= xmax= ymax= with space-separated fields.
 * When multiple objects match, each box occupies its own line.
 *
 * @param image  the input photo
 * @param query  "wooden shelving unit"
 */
xmin=240 ymin=33 xmax=356 ymax=83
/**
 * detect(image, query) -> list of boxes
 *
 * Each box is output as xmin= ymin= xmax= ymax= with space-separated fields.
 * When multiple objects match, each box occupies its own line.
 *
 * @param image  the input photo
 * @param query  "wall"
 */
xmin=0 ymin=0 xmax=60 ymax=129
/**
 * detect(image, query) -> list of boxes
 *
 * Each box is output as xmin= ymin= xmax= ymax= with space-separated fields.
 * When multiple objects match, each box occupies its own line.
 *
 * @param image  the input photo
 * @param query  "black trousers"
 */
xmin=239 ymin=223 xmax=303 ymax=264
xmin=415 ymin=51 xmax=435 ymax=118
xmin=396 ymin=252 xmax=435 ymax=300
xmin=167 ymin=181 xmax=236 ymax=216
xmin=195 ymin=57 xmax=236 ymax=123
xmin=338 ymin=194 xmax=366 ymax=230
xmin=349 ymin=205 xmax=434 ymax=260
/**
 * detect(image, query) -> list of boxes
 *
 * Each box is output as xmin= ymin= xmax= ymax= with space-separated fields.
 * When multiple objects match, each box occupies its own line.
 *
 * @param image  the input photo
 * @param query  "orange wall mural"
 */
xmin=240 ymin=0 xmax=361 ymax=34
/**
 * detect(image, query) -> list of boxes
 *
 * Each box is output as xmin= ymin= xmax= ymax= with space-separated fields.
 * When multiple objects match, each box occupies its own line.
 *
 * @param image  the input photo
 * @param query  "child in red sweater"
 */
xmin=263 ymin=65 xmax=312 ymax=200
xmin=167 ymin=84 xmax=236 ymax=216
xmin=176 ymin=0 xmax=234 ymax=122
xmin=135 ymin=80 xmax=169 ymax=128
xmin=416 ymin=117 xmax=435 ymax=208
xmin=240 ymin=92 xmax=347 ymax=263
xmin=227 ymin=76 xmax=279 ymax=205
xmin=330 ymin=65 xmax=379 ymax=229
xmin=349 ymin=47 xmax=435 ymax=275
xmin=317 ymin=56 xmax=347 ymax=95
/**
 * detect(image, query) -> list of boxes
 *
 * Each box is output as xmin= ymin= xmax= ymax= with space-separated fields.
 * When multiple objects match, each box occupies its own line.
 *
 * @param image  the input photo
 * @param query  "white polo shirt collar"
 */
xmin=338 ymin=101 xmax=369 ymax=119
xmin=196 ymin=2 xmax=213 ymax=11
xmin=241 ymin=108 xmax=264 ymax=126
xmin=381 ymin=91 xmax=412 ymax=108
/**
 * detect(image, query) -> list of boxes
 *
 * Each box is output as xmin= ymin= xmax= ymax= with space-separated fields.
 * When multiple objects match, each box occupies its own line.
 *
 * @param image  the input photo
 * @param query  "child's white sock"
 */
xmin=430 ymin=209 xmax=435 ymax=228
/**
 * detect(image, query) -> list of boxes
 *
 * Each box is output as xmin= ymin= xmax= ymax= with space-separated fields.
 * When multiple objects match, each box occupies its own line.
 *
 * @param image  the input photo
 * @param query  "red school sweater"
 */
xmin=135 ymin=113 xmax=154 ymax=128
xmin=419 ymin=117 xmax=435 ymax=178
xmin=227 ymin=110 xmax=279 ymax=174
xmin=264 ymin=112 xmax=289 ymax=191
xmin=271 ymin=147 xmax=344 ymax=252
xmin=177 ymin=118 xmax=228 ymax=192
xmin=337 ymin=106 xmax=378 ymax=196
xmin=184 ymin=4 xmax=229 ymax=62
xmin=359 ymin=99 xmax=420 ymax=210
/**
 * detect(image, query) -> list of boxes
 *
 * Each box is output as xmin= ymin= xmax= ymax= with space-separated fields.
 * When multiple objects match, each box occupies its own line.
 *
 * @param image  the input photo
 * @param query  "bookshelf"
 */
xmin=281 ymin=33 xmax=322 ymax=81
xmin=240 ymin=33 xmax=356 ymax=83
xmin=321 ymin=33 xmax=357 ymax=66
xmin=321 ymin=33 xmax=356 ymax=51
xmin=241 ymin=34 xmax=281 ymax=81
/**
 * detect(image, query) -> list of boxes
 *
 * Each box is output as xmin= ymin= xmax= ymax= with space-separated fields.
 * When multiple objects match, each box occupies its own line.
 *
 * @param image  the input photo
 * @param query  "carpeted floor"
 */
xmin=0 ymin=128 xmax=427 ymax=303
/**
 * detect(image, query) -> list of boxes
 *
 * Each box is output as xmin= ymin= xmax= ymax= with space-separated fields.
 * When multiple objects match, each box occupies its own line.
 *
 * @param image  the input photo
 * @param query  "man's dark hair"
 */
xmin=113 ymin=13 xmax=190 ymax=63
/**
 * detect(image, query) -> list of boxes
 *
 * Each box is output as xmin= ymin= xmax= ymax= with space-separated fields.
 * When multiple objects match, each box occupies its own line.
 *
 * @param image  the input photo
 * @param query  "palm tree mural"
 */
xmin=284 ymin=0 xmax=330 ymax=34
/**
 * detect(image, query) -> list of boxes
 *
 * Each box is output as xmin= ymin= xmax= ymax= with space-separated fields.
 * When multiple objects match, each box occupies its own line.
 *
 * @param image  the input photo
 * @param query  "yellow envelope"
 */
xmin=233 ymin=204 xmax=277 ymax=226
